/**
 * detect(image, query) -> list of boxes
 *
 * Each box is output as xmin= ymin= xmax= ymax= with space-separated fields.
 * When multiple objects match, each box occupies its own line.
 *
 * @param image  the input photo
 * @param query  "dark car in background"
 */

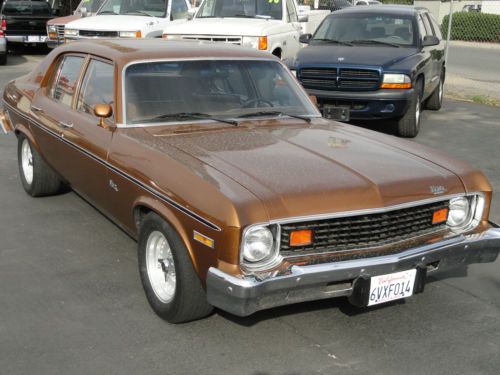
xmin=289 ymin=6 xmax=446 ymax=137
xmin=318 ymin=0 xmax=352 ymax=12
xmin=0 ymin=0 xmax=54 ymax=49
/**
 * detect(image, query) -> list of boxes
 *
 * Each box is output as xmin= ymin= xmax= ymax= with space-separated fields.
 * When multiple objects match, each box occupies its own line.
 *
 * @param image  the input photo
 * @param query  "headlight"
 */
xmin=241 ymin=225 xmax=282 ymax=271
xmin=381 ymin=74 xmax=412 ymax=89
xmin=64 ymin=29 xmax=78 ymax=37
xmin=290 ymin=69 xmax=297 ymax=77
xmin=47 ymin=25 xmax=57 ymax=33
xmin=447 ymin=197 xmax=470 ymax=227
xmin=446 ymin=194 xmax=485 ymax=231
xmin=119 ymin=31 xmax=142 ymax=38
xmin=241 ymin=36 xmax=267 ymax=50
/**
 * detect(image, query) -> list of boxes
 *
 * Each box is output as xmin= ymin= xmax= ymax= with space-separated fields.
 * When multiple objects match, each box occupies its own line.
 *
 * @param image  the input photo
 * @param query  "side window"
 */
xmin=417 ymin=15 xmax=428 ymax=41
xmin=421 ymin=13 xmax=434 ymax=37
xmin=171 ymin=0 xmax=188 ymax=20
xmin=286 ymin=0 xmax=298 ymax=23
xmin=77 ymin=59 xmax=115 ymax=120
xmin=52 ymin=56 xmax=85 ymax=107
xmin=427 ymin=13 xmax=443 ymax=39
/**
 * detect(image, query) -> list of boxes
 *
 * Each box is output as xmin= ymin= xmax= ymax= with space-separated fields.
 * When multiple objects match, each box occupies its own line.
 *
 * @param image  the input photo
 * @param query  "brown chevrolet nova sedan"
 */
xmin=1 ymin=40 xmax=499 ymax=323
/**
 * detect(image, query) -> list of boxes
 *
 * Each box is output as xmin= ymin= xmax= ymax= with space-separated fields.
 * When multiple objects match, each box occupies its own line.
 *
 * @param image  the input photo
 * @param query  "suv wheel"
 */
xmin=396 ymin=79 xmax=422 ymax=138
xmin=426 ymin=71 xmax=444 ymax=110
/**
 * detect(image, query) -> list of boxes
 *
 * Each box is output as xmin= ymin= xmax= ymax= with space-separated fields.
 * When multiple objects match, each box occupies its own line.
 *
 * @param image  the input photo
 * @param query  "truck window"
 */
xmin=198 ymin=0 xmax=283 ymax=21
xmin=2 ymin=1 xmax=52 ymax=15
xmin=286 ymin=0 xmax=298 ymax=23
xmin=171 ymin=0 xmax=188 ymax=20
xmin=99 ymin=0 xmax=167 ymax=17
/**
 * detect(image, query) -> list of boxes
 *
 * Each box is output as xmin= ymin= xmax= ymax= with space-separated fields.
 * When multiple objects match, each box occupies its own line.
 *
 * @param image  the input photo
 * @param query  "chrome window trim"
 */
xmin=120 ymin=57 xmax=322 ymax=126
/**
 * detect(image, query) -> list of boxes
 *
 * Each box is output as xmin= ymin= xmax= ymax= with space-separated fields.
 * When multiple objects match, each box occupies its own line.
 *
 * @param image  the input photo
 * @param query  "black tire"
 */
xmin=17 ymin=134 xmax=62 ymax=197
xmin=396 ymin=79 xmax=422 ymax=138
xmin=0 ymin=53 xmax=6 ymax=66
xmin=138 ymin=212 xmax=213 ymax=323
xmin=426 ymin=70 xmax=444 ymax=110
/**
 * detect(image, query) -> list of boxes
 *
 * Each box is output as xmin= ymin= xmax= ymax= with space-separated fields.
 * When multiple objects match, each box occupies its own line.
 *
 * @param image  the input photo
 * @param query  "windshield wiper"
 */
xmin=237 ymin=111 xmax=311 ymax=123
xmin=125 ymin=10 xmax=153 ymax=17
xmin=312 ymin=38 xmax=353 ymax=46
xmin=349 ymin=39 xmax=401 ymax=48
xmin=98 ymin=10 xmax=118 ymax=15
xmin=149 ymin=112 xmax=238 ymax=126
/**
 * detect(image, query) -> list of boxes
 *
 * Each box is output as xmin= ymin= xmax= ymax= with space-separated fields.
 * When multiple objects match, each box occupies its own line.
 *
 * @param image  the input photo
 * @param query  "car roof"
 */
xmin=54 ymin=39 xmax=276 ymax=68
xmin=332 ymin=5 xmax=424 ymax=16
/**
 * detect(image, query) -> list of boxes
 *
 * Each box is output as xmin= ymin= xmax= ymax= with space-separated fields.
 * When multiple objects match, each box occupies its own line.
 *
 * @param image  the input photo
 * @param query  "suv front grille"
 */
xmin=280 ymin=200 xmax=449 ymax=257
xmin=299 ymin=67 xmax=380 ymax=91
xmin=79 ymin=30 xmax=119 ymax=38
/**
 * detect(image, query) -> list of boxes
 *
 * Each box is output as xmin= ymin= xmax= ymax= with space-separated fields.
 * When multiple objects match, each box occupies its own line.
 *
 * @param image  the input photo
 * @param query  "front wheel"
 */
xmin=396 ymin=80 xmax=422 ymax=138
xmin=138 ymin=213 xmax=213 ymax=323
xmin=17 ymin=134 xmax=62 ymax=196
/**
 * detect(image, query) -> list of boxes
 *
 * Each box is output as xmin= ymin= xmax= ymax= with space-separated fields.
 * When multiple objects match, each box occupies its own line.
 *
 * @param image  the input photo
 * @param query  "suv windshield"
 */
xmin=77 ymin=0 xmax=106 ymax=13
xmin=2 ymin=1 xmax=52 ymax=15
xmin=313 ymin=13 xmax=416 ymax=46
xmin=124 ymin=60 xmax=318 ymax=125
xmin=98 ymin=0 xmax=167 ymax=17
xmin=198 ymin=0 xmax=283 ymax=20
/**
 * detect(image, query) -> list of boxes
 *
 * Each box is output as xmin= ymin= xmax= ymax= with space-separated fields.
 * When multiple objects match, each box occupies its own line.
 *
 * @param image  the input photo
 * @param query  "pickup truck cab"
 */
xmin=162 ymin=0 xmax=328 ymax=59
xmin=0 ymin=0 xmax=54 ymax=46
xmin=64 ymin=0 xmax=191 ymax=42
xmin=47 ymin=0 xmax=106 ymax=48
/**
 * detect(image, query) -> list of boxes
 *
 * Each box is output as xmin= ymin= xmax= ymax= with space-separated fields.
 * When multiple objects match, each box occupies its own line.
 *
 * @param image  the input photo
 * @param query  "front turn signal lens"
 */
xmin=258 ymin=36 xmax=268 ymax=50
xmin=380 ymin=82 xmax=412 ymax=89
xmin=290 ymin=229 xmax=313 ymax=247
xmin=432 ymin=208 xmax=449 ymax=224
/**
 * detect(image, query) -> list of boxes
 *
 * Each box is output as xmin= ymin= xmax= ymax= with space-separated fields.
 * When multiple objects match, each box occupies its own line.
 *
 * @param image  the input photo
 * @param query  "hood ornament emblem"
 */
xmin=338 ymin=57 xmax=345 ymax=62
xmin=430 ymin=185 xmax=447 ymax=195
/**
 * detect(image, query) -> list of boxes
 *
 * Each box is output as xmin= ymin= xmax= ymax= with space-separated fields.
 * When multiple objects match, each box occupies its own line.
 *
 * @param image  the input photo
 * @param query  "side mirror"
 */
xmin=187 ymin=9 xmax=196 ymax=20
xmin=298 ymin=14 xmax=309 ymax=23
xmin=422 ymin=35 xmax=440 ymax=47
xmin=299 ymin=33 xmax=312 ymax=44
xmin=94 ymin=103 xmax=114 ymax=129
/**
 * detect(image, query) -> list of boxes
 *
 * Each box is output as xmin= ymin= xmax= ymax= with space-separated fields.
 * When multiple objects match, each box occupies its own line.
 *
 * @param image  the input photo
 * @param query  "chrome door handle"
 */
xmin=31 ymin=105 xmax=44 ymax=113
xmin=58 ymin=121 xmax=74 ymax=129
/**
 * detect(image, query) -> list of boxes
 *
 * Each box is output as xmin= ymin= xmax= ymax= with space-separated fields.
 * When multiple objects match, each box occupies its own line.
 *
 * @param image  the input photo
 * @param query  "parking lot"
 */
xmin=1 ymin=53 xmax=499 ymax=375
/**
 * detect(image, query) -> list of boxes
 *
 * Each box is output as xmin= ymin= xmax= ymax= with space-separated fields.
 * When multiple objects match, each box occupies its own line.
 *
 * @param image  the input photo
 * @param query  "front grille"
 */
xmin=56 ymin=24 xmax=65 ymax=39
xmin=181 ymin=35 xmax=242 ymax=45
xmin=79 ymin=30 xmax=119 ymax=38
xmin=280 ymin=200 xmax=449 ymax=256
xmin=298 ymin=67 xmax=380 ymax=91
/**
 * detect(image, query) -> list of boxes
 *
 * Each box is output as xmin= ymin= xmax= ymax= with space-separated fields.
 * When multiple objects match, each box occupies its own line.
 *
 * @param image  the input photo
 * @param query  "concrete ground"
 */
xmin=0 ymin=53 xmax=499 ymax=375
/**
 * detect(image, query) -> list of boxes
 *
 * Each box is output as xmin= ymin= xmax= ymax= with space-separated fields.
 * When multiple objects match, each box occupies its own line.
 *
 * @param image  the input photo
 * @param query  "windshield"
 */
xmin=77 ymin=0 xmax=107 ymax=13
xmin=2 ymin=1 xmax=52 ymax=15
xmin=313 ymin=13 xmax=416 ymax=46
xmin=98 ymin=0 xmax=167 ymax=17
xmin=198 ymin=0 xmax=283 ymax=20
xmin=124 ymin=60 xmax=318 ymax=125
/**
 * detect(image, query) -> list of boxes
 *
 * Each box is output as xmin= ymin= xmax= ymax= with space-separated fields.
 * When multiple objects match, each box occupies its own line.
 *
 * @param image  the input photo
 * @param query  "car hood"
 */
xmin=66 ymin=15 xmax=163 ymax=31
xmin=136 ymin=119 xmax=469 ymax=221
xmin=295 ymin=44 xmax=418 ymax=69
xmin=47 ymin=15 xmax=80 ymax=26
xmin=164 ymin=18 xmax=282 ymax=36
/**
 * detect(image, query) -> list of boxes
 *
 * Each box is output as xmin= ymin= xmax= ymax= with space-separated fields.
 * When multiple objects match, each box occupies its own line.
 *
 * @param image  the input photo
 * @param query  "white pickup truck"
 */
xmin=64 ymin=0 xmax=192 ymax=42
xmin=162 ymin=0 xmax=330 ymax=59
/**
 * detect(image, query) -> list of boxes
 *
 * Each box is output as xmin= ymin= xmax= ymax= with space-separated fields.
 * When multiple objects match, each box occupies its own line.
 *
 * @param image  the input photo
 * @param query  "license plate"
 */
xmin=26 ymin=36 xmax=46 ymax=42
xmin=368 ymin=269 xmax=417 ymax=306
xmin=323 ymin=105 xmax=350 ymax=121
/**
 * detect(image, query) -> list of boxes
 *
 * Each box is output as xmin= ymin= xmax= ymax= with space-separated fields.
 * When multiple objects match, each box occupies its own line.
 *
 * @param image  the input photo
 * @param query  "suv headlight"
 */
xmin=447 ymin=194 xmax=485 ymax=231
xmin=381 ymin=74 xmax=412 ymax=89
xmin=241 ymin=225 xmax=281 ymax=270
xmin=64 ymin=29 xmax=78 ymax=37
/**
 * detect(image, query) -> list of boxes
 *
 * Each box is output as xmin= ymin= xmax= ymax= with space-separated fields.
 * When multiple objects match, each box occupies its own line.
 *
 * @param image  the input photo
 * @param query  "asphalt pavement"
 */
xmin=0 ymin=53 xmax=499 ymax=375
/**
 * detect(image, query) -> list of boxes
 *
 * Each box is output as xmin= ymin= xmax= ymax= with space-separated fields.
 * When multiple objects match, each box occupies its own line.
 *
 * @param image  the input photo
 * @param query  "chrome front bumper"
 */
xmin=207 ymin=225 xmax=500 ymax=317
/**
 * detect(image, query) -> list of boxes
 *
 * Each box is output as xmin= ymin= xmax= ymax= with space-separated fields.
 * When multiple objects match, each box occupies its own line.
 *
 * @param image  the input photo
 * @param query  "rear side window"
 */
xmin=52 ymin=56 xmax=85 ymax=107
xmin=77 ymin=59 xmax=115 ymax=120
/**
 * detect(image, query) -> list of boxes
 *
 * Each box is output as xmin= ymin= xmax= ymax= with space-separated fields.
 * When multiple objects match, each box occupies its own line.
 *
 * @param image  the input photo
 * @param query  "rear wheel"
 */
xmin=396 ymin=79 xmax=422 ymax=138
xmin=426 ymin=71 xmax=444 ymax=110
xmin=17 ymin=134 xmax=62 ymax=196
xmin=138 ymin=213 xmax=213 ymax=323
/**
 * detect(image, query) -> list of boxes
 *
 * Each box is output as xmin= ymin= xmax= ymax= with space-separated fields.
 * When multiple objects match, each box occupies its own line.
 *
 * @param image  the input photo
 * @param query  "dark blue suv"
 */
xmin=288 ymin=5 xmax=445 ymax=137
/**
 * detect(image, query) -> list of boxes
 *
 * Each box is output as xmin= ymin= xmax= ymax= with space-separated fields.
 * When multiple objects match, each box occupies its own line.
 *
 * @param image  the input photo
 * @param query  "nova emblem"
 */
xmin=430 ymin=185 xmax=447 ymax=195
xmin=338 ymin=57 xmax=345 ymax=62
xmin=109 ymin=179 xmax=119 ymax=192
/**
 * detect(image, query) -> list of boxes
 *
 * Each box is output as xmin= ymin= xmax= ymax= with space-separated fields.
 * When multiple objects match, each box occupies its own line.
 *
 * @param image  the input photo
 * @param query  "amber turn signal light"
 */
xmin=290 ymin=229 xmax=313 ymax=247
xmin=258 ymin=36 xmax=268 ymax=51
xmin=432 ymin=208 xmax=449 ymax=224
xmin=380 ymin=82 xmax=412 ymax=89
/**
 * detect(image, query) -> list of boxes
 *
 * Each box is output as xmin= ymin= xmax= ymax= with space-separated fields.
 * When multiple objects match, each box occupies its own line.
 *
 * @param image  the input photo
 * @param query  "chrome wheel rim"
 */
xmin=145 ymin=231 xmax=176 ymax=303
xmin=21 ymin=139 xmax=34 ymax=185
